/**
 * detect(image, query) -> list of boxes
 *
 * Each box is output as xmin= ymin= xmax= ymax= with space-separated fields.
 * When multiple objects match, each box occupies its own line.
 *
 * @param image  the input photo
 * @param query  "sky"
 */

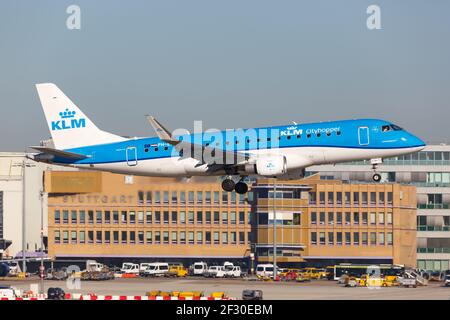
xmin=0 ymin=0 xmax=449 ymax=151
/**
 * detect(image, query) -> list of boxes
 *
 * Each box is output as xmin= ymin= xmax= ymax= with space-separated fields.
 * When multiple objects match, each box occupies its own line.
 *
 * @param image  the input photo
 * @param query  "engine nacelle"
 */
xmin=254 ymin=155 xmax=287 ymax=177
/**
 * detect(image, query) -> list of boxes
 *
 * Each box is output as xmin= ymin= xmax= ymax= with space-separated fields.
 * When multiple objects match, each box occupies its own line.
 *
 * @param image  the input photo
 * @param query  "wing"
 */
xmin=30 ymin=146 xmax=89 ymax=160
xmin=146 ymin=116 xmax=252 ymax=166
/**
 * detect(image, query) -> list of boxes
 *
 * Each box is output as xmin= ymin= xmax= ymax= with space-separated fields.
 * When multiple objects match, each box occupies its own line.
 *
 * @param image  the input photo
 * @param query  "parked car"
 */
xmin=242 ymin=290 xmax=263 ymax=300
xmin=444 ymin=274 xmax=450 ymax=287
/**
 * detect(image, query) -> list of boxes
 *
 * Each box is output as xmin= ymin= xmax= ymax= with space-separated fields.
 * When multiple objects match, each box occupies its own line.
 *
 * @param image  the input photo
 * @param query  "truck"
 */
xmin=81 ymin=260 xmax=114 ymax=280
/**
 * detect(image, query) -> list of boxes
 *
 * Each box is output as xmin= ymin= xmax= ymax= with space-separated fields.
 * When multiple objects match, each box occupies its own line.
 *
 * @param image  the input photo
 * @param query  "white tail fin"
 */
xmin=36 ymin=83 xmax=126 ymax=150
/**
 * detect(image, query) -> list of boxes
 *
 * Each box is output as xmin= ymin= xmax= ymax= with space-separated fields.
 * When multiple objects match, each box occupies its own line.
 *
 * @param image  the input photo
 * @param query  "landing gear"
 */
xmin=370 ymin=158 xmax=383 ymax=183
xmin=235 ymin=182 xmax=248 ymax=194
xmin=221 ymin=178 xmax=235 ymax=192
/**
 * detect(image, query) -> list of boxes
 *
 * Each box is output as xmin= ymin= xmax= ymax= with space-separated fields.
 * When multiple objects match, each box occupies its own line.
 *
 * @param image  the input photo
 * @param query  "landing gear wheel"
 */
xmin=372 ymin=173 xmax=382 ymax=182
xmin=235 ymin=182 xmax=248 ymax=194
xmin=222 ymin=179 xmax=236 ymax=192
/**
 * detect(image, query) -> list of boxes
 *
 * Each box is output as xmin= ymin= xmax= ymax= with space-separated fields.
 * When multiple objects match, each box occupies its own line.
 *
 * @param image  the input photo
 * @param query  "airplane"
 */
xmin=30 ymin=83 xmax=426 ymax=194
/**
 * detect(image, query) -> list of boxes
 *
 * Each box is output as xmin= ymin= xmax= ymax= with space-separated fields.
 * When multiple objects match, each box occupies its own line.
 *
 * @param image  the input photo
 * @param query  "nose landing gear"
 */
xmin=221 ymin=177 xmax=249 ymax=194
xmin=370 ymin=158 xmax=383 ymax=183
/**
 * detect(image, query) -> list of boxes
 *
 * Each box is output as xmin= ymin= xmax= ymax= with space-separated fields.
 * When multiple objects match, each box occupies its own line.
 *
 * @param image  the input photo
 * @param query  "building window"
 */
xmin=345 ymin=212 xmax=351 ymax=225
xmin=138 ymin=231 xmax=144 ymax=244
xmin=353 ymin=232 xmax=359 ymax=245
xmin=387 ymin=212 xmax=393 ymax=225
xmin=353 ymin=192 xmax=359 ymax=206
xmin=88 ymin=231 xmax=94 ymax=244
xmin=188 ymin=211 xmax=194 ymax=224
xmin=319 ymin=192 xmax=325 ymax=205
xmin=155 ymin=191 xmax=161 ymax=204
xmin=138 ymin=191 xmax=144 ymax=205
xmin=113 ymin=231 xmax=119 ymax=244
xmin=205 ymin=211 xmax=211 ymax=224
xmin=197 ymin=211 xmax=203 ymax=224
xmin=222 ymin=192 xmax=228 ymax=204
xmin=197 ymin=231 xmax=203 ymax=244
xmin=362 ymin=192 xmax=368 ymax=206
xmin=180 ymin=231 xmax=186 ymax=244
xmin=146 ymin=211 xmax=152 ymax=224
xmin=379 ymin=233 xmax=385 ymax=245
xmin=163 ymin=231 xmax=169 ymax=244
xmin=79 ymin=231 xmax=85 ymax=244
xmin=362 ymin=232 xmax=368 ymax=245
xmin=370 ymin=232 xmax=377 ymax=245
xmin=370 ymin=212 xmax=376 ymax=225
xmin=379 ymin=192 xmax=385 ymax=205
xmin=171 ymin=211 xmax=177 ymax=224
xmin=293 ymin=212 xmax=301 ymax=225
xmin=113 ymin=211 xmax=119 ymax=224
xmin=214 ymin=232 xmax=219 ymax=245
xmin=180 ymin=211 xmax=186 ymax=224
xmin=163 ymin=191 xmax=169 ymax=204
xmin=105 ymin=211 xmax=111 ymax=224
xmin=63 ymin=231 xmax=69 ymax=244
xmin=345 ymin=192 xmax=351 ymax=206
xmin=309 ymin=192 xmax=317 ymax=204
xmin=79 ymin=210 xmax=85 ymax=224
xmin=180 ymin=191 xmax=186 ymax=204
xmin=239 ymin=231 xmax=245 ymax=245
xmin=239 ymin=211 xmax=245 ymax=224
xmin=311 ymin=232 xmax=317 ymax=245
xmin=214 ymin=211 xmax=220 ymax=224
xmin=319 ymin=212 xmax=325 ymax=225
xmin=105 ymin=231 xmax=110 ymax=244
xmin=96 ymin=231 xmax=102 ymax=244
xmin=319 ymin=232 xmax=325 ymax=245
xmin=189 ymin=231 xmax=194 ymax=244
xmin=54 ymin=230 xmax=60 ymax=244
xmin=71 ymin=211 xmax=77 ymax=224
xmin=311 ymin=212 xmax=317 ymax=225
xmin=328 ymin=192 xmax=334 ymax=205
xmin=71 ymin=231 xmax=77 ymax=244
xmin=163 ymin=211 xmax=169 ymax=224
xmin=328 ymin=232 xmax=334 ymax=245
xmin=155 ymin=231 xmax=160 ymax=244
xmin=121 ymin=211 xmax=127 ymax=224
xmin=387 ymin=232 xmax=393 ymax=245
xmin=130 ymin=231 xmax=136 ymax=244
xmin=171 ymin=231 xmax=177 ymax=244
xmin=188 ymin=191 xmax=194 ymax=204
xmin=336 ymin=212 xmax=342 ymax=225
xmin=155 ymin=211 xmax=161 ymax=224
xmin=336 ymin=232 xmax=342 ymax=246
xmin=353 ymin=212 xmax=359 ymax=225
xmin=230 ymin=232 xmax=237 ymax=244
xmin=146 ymin=231 xmax=152 ymax=244
xmin=63 ymin=210 xmax=69 ymax=224
xmin=146 ymin=191 xmax=152 ymax=204
xmin=121 ymin=231 xmax=127 ymax=244
xmin=206 ymin=232 xmax=212 ymax=245
xmin=96 ymin=211 xmax=102 ymax=224
xmin=129 ymin=211 xmax=136 ymax=224
xmin=345 ymin=232 xmax=351 ymax=245
xmin=222 ymin=212 xmax=228 ymax=224
xmin=336 ymin=192 xmax=342 ymax=205
xmin=138 ymin=211 xmax=144 ymax=224
xmin=370 ymin=192 xmax=376 ymax=205
xmin=222 ymin=232 xmax=228 ymax=245
xmin=387 ymin=192 xmax=393 ymax=205
xmin=231 ymin=192 xmax=236 ymax=204
xmin=362 ymin=212 xmax=368 ymax=225
xmin=197 ymin=191 xmax=203 ymax=204
xmin=172 ymin=191 xmax=178 ymax=204
xmin=214 ymin=191 xmax=219 ymax=204
xmin=54 ymin=210 xmax=60 ymax=224
xmin=230 ymin=212 xmax=236 ymax=224
xmin=378 ymin=212 xmax=385 ymax=225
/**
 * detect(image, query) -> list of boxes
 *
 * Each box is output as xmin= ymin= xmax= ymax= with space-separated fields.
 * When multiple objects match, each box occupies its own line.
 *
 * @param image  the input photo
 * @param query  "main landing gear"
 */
xmin=221 ymin=177 xmax=248 ymax=194
xmin=370 ymin=158 xmax=383 ymax=182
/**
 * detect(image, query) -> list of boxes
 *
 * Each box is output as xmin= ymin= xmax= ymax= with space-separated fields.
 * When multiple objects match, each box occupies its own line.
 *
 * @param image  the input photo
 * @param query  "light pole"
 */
xmin=21 ymin=159 xmax=27 ymax=274
xmin=272 ymin=179 xmax=277 ymax=279
xmin=39 ymin=190 xmax=46 ymax=294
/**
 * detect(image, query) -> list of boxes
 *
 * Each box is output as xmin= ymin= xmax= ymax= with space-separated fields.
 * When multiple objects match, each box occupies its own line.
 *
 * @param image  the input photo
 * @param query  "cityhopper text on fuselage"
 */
xmin=31 ymin=83 xmax=426 ymax=194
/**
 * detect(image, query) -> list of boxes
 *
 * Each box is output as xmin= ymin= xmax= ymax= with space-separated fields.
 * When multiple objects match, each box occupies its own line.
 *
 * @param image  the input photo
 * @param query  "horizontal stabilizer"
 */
xmin=30 ymin=146 xmax=89 ymax=160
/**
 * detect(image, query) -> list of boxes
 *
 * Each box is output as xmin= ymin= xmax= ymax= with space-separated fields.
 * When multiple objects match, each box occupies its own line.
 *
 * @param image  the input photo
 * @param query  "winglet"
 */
xmin=146 ymin=116 xmax=179 ymax=145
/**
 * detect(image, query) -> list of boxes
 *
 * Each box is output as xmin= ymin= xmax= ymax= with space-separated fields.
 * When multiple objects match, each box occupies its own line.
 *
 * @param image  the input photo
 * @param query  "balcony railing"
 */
xmin=417 ymin=247 xmax=450 ymax=254
xmin=417 ymin=225 xmax=450 ymax=232
xmin=417 ymin=204 xmax=450 ymax=209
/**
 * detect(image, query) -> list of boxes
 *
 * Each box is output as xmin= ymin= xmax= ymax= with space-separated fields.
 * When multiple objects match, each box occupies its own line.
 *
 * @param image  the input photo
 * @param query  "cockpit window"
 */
xmin=381 ymin=125 xmax=391 ymax=132
xmin=390 ymin=124 xmax=403 ymax=131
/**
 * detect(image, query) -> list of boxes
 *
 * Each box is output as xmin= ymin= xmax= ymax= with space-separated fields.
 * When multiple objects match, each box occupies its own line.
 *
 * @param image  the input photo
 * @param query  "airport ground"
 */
xmin=3 ymin=277 xmax=450 ymax=300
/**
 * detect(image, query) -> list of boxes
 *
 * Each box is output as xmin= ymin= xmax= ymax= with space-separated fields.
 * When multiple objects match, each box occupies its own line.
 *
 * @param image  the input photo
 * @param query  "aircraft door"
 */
xmin=358 ymin=127 xmax=369 ymax=146
xmin=126 ymin=147 xmax=138 ymax=166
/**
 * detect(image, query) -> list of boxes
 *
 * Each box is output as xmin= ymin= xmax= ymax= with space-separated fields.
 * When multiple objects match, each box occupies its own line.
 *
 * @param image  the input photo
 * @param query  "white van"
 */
xmin=256 ymin=264 xmax=275 ymax=277
xmin=205 ymin=266 xmax=224 ymax=278
xmin=193 ymin=262 xmax=208 ymax=276
xmin=121 ymin=263 xmax=140 ymax=274
xmin=139 ymin=263 xmax=153 ymax=274
xmin=225 ymin=266 xmax=242 ymax=278
xmin=143 ymin=263 xmax=169 ymax=277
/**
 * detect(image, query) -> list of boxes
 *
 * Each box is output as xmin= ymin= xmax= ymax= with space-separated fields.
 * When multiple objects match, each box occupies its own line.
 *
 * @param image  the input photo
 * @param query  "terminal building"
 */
xmin=44 ymin=170 xmax=417 ymax=268
xmin=308 ymin=144 xmax=450 ymax=271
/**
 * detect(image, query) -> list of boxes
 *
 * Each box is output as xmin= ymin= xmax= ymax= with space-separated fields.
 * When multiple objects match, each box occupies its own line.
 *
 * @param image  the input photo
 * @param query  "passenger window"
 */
xmin=317 ymin=133 xmax=321 ymax=138
xmin=307 ymin=134 xmax=311 ymax=138
xmin=336 ymin=131 xmax=341 ymax=136
xmin=382 ymin=125 xmax=391 ymax=132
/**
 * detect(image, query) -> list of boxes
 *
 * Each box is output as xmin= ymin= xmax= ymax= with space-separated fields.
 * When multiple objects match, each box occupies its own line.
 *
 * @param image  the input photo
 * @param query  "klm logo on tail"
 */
xmin=51 ymin=108 xmax=86 ymax=131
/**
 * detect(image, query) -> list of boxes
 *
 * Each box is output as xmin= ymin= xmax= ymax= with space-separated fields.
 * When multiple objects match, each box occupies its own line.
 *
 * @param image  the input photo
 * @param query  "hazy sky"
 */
xmin=0 ymin=0 xmax=449 ymax=151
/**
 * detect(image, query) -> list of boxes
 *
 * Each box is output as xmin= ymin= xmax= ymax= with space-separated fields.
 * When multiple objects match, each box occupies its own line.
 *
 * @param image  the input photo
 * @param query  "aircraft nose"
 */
xmin=404 ymin=133 xmax=426 ymax=150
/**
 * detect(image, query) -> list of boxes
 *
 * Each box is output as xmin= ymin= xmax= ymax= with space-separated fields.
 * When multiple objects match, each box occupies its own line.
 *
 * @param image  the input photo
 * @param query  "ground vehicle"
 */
xmin=325 ymin=266 xmax=335 ymax=280
xmin=121 ymin=263 xmax=140 ymax=274
xmin=205 ymin=266 xmax=225 ymax=278
xmin=333 ymin=264 xmax=404 ymax=280
xmin=139 ymin=263 xmax=153 ymax=274
xmin=0 ymin=286 xmax=16 ymax=298
xmin=301 ymin=268 xmax=322 ymax=280
xmin=242 ymin=290 xmax=263 ymax=300
xmin=143 ymin=263 xmax=169 ymax=277
xmin=256 ymin=264 xmax=275 ymax=278
xmin=399 ymin=278 xmax=417 ymax=288
xmin=192 ymin=262 xmax=208 ymax=276
xmin=224 ymin=266 xmax=242 ymax=278
xmin=167 ymin=265 xmax=188 ymax=277
xmin=445 ymin=275 xmax=450 ymax=287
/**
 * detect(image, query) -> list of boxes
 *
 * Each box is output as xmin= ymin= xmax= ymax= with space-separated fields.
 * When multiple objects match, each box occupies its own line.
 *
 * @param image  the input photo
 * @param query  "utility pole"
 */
xmin=21 ymin=158 xmax=27 ymax=274
xmin=40 ymin=190 xmax=45 ymax=294
xmin=273 ymin=178 xmax=277 ymax=279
